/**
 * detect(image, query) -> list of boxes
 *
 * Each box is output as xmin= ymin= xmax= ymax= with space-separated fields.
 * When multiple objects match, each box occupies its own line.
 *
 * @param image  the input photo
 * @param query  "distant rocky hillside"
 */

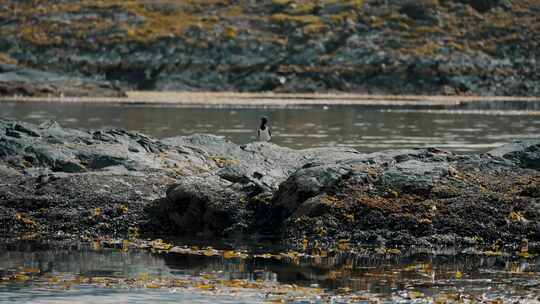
xmin=0 ymin=0 xmax=539 ymax=96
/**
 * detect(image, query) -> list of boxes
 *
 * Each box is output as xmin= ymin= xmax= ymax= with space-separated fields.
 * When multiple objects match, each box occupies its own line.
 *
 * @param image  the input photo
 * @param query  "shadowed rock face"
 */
xmin=0 ymin=119 xmax=538 ymax=252
xmin=0 ymin=64 xmax=125 ymax=97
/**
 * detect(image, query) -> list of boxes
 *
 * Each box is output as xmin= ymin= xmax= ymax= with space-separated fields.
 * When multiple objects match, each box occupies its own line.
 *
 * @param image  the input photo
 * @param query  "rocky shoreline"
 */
xmin=0 ymin=119 xmax=539 ymax=255
xmin=1 ymin=0 xmax=539 ymax=97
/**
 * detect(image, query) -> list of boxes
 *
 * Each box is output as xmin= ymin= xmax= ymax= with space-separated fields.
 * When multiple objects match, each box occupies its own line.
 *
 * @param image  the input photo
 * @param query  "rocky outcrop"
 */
xmin=487 ymin=140 xmax=540 ymax=170
xmin=153 ymin=135 xmax=361 ymax=236
xmin=277 ymin=149 xmax=540 ymax=251
xmin=0 ymin=0 xmax=539 ymax=96
xmin=0 ymin=64 xmax=124 ymax=97
xmin=0 ymin=120 xmax=539 ymax=253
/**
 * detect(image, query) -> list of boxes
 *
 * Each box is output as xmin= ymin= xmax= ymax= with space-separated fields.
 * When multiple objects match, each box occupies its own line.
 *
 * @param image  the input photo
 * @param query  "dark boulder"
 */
xmin=158 ymin=175 xmax=249 ymax=236
xmin=468 ymin=0 xmax=512 ymax=12
xmin=0 ymin=63 xmax=125 ymax=97
xmin=399 ymin=1 xmax=440 ymax=25
xmin=271 ymin=164 xmax=352 ymax=223
xmin=487 ymin=140 xmax=540 ymax=170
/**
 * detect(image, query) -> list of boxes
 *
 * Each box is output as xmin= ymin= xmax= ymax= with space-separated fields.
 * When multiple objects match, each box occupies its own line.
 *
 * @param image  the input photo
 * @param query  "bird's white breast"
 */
xmin=259 ymin=128 xmax=271 ymax=141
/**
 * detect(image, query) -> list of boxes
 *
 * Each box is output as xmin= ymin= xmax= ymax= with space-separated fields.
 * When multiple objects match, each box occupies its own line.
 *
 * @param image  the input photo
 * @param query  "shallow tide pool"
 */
xmin=1 ymin=243 xmax=539 ymax=303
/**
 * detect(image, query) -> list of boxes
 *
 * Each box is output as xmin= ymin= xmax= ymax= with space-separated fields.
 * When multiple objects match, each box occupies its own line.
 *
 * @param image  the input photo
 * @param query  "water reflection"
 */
xmin=0 ymin=244 xmax=539 ymax=303
xmin=0 ymin=101 xmax=539 ymax=153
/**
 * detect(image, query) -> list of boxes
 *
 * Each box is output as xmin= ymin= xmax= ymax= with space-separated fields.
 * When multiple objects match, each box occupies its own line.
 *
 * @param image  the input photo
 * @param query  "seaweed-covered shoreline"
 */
xmin=0 ymin=119 xmax=539 ymax=255
xmin=1 ymin=0 xmax=539 ymax=97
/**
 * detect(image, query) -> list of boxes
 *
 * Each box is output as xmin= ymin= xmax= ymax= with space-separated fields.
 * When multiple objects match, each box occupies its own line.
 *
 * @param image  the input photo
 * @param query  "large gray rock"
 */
xmin=487 ymin=140 xmax=540 ymax=170
xmin=159 ymin=134 xmax=362 ymax=236
xmin=271 ymin=164 xmax=352 ymax=223
xmin=164 ymin=135 xmax=302 ymax=192
xmin=0 ymin=163 xmax=18 ymax=177
xmin=1 ymin=120 xmax=539 ymax=252
xmin=378 ymin=160 xmax=456 ymax=194
xmin=163 ymin=134 xmax=361 ymax=192
xmin=0 ymin=119 xmax=209 ymax=175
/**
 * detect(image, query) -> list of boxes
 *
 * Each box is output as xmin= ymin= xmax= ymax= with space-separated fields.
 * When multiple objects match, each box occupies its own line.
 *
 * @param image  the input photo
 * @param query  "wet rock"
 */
xmin=0 ymin=120 xmax=539 ymax=253
xmin=159 ymin=175 xmax=249 ymax=236
xmin=0 ymin=170 xmax=168 ymax=243
xmin=270 ymin=0 xmax=290 ymax=13
xmin=292 ymin=194 xmax=333 ymax=218
xmin=521 ymin=184 xmax=540 ymax=198
xmin=158 ymin=134 xmax=361 ymax=235
xmin=5 ymin=129 xmax=21 ymax=138
xmin=271 ymin=164 xmax=352 ymax=222
xmin=264 ymin=144 xmax=540 ymax=250
xmin=488 ymin=140 xmax=540 ymax=170
xmin=13 ymin=123 xmax=40 ymax=137
xmin=320 ymin=2 xmax=354 ymax=15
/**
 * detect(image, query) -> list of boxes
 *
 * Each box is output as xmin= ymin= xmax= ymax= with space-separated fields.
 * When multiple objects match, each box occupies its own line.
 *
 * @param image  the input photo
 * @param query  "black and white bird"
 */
xmin=257 ymin=116 xmax=272 ymax=142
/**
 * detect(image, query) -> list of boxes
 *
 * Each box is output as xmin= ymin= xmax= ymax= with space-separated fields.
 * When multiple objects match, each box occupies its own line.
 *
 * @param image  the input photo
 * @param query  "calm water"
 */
xmin=0 ymin=101 xmax=539 ymax=152
xmin=1 ymin=244 xmax=539 ymax=303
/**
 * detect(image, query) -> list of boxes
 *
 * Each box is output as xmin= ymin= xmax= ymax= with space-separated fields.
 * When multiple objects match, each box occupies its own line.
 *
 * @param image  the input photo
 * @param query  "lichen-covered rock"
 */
xmin=0 ymin=0 xmax=538 ymax=96
xmin=378 ymin=160 xmax=455 ymax=194
xmin=270 ymin=142 xmax=540 ymax=251
xmin=399 ymin=1 xmax=440 ymax=25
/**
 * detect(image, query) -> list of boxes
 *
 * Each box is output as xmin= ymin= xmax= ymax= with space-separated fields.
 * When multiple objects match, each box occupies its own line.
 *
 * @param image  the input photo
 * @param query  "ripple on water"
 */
xmin=26 ymin=113 xmax=47 ymax=120
xmin=0 ymin=241 xmax=540 ymax=303
xmin=216 ymin=129 xmax=253 ymax=134
xmin=1 ymin=102 xmax=539 ymax=153
xmin=1 ymin=243 xmax=540 ymax=304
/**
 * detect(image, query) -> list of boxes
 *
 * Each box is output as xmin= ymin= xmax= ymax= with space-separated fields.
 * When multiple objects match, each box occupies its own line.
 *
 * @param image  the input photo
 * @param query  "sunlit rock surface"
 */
xmin=0 ymin=119 xmax=538 ymax=253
